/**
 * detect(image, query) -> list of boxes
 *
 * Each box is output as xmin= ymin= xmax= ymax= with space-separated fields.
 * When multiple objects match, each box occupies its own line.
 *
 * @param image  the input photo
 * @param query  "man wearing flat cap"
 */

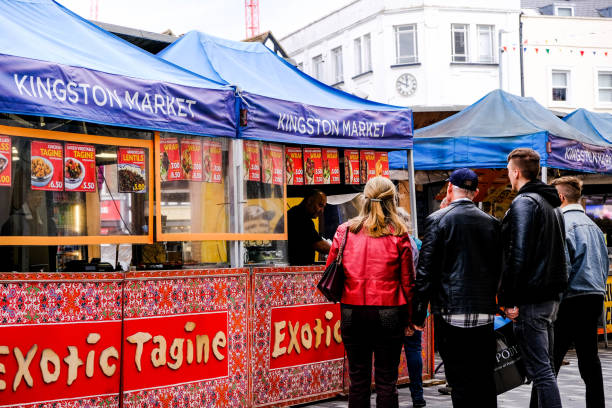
xmin=412 ymin=168 xmax=502 ymax=407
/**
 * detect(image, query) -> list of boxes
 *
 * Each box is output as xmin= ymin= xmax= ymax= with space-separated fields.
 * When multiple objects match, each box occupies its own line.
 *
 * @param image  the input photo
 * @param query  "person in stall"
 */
xmin=286 ymin=189 xmax=331 ymax=265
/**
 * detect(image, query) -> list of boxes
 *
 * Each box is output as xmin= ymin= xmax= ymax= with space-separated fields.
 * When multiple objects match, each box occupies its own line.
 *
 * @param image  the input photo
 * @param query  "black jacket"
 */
xmin=500 ymin=181 xmax=568 ymax=306
xmin=412 ymin=200 xmax=502 ymax=326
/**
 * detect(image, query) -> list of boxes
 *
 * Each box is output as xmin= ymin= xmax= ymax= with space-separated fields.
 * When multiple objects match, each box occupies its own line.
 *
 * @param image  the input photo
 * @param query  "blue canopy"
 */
xmin=158 ymin=31 xmax=413 ymax=149
xmin=390 ymin=90 xmax=612 ymax=174
xmin=0 ymin=0 xmax=236 ymax=137
xmin=563 ymin=108 xmax=612 ymax=144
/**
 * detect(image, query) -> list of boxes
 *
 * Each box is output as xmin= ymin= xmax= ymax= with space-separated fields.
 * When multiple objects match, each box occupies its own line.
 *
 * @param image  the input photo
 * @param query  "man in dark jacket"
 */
xmin=500 ymin=148 xmax=567 ymax=408
xmin=413 ymin=168 xmax=501 ymax=407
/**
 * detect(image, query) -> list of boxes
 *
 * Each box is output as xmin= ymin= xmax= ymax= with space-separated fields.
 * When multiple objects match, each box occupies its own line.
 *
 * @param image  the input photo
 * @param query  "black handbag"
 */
xmin=317 ymin=227 xmax=349 ymax=303
xmin=494 ymin=320 xmax=527 ymax=394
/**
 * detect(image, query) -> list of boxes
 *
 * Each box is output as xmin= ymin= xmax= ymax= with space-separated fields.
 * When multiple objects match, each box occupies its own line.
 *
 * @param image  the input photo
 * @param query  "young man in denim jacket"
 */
xmin=552 ymin=176 xmax=609 ymax=407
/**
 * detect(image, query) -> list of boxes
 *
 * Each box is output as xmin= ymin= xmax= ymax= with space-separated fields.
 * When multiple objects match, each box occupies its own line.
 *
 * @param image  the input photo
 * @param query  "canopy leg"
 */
xmin=407 ymin=150 xmax=418 ymax=237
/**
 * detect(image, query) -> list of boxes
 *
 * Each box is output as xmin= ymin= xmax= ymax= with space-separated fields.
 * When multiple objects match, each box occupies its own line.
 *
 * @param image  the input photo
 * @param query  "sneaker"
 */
xmin=413 ymin=400 xmax=427 ymax=407
xmin=438 ymin=386 xmax=452 ymax=395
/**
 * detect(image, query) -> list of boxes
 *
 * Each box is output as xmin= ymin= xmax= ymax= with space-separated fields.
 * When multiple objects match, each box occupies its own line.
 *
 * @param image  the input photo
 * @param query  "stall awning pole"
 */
xmin=407 ymin=150 xmax=418 ymax=237
xmin=541 ymin=166 xmax=548 ymax=184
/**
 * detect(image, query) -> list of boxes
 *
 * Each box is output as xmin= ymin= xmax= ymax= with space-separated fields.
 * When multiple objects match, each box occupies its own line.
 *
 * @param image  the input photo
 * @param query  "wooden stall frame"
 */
xmin=0 ymin=125 xmax=154 ymax=245
xmin=154 ymin=131 xmax=288 ymax=242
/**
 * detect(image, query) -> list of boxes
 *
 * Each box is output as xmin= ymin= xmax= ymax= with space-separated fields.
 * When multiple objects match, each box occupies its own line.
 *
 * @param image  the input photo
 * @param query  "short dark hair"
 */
xmin=507 ymin=148 xmax=540 ymax=181
xmin=551 ymin=176 xmax=582 ymax=203
xmin=303 ymin=188 xmax=325 ymax=202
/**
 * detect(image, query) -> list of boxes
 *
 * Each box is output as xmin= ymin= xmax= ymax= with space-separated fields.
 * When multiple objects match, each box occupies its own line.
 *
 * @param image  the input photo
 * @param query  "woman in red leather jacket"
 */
xmin=325 ymin=176 xmax=415 ymax=408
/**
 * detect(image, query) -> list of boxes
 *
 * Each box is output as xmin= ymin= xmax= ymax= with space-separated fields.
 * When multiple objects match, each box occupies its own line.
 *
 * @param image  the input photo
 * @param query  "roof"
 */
xmin=243 ymin=31 xmax=289 ymax=58
xmin=521 ymin=0 xmax=612 ymax=17
xmin=94 ymin=20 xmax=176 ymax=54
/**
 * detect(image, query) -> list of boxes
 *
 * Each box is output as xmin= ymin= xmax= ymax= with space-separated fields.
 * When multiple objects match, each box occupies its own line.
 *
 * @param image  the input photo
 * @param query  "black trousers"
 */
xmin=553 ymin=294 xmax=605 ymax=408
xmin=435 ymin=316 xmax=497 ymax=408
xmin=341 ymin=305 xmax=405 ymax=408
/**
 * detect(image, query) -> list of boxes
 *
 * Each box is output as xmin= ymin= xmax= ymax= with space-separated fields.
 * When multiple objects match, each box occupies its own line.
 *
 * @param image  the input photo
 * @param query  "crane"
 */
xmin=245 ymin=0 xmax=260 ymax=39
xmin=90 ymin=0 xmax=99 ymax=20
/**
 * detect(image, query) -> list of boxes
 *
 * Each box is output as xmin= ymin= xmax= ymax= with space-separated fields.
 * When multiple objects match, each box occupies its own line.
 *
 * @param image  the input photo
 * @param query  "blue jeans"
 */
xmin=404 ymin=330 xmax=425 ymax=403
xmin=514 ymin=301 xmax=562 ymax=408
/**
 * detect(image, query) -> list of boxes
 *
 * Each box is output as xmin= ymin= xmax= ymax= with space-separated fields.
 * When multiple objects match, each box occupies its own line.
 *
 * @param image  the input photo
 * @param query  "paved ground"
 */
xmin=301 ymin=345 xmax=612 ymax=407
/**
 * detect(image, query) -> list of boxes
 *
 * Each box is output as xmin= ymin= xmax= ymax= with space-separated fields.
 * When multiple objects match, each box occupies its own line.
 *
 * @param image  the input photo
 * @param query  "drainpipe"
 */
xmin=519 ymin=12 xmax=525 ymax=96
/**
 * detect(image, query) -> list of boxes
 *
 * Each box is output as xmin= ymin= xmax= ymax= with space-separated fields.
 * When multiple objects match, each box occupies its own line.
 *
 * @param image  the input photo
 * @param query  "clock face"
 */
xmin=396 ymin=73 xmax=417 ymax=96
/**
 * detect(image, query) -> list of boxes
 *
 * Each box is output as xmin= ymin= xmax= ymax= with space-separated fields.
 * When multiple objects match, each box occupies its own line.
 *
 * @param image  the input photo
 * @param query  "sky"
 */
xmin=57 ymin=0 xmax=352 ymax=41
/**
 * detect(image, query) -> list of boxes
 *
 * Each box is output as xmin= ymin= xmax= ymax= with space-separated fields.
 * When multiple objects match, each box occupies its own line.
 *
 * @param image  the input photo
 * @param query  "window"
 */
xmin=477 ymin=25 xmax=495 ymax=63
xmin=354 ymin=34 xmax=372 ymax=75
xmin=556 ymin=6 xmax=573 ymax=16
xmin=599 ymin=72 xmax=612 ymax=103
xmin=451 ymin=24 xmax=469 ymax=62
xmin=354 ymin=37 xmax=362 ymax=75
xmin=551 ymin=70 xmax=569 ymax=101
xmin=395 ymin=24 xmax=417 ymax=64
xmin=312 ymin=55 xmax=324 ymax=81
xmin=331 ymin=47 xmax=343 ymax=83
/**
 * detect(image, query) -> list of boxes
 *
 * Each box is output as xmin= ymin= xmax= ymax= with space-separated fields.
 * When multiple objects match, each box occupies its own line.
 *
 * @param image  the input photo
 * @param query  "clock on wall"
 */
xmin=396 ymin=73 xmax=417 ymax=96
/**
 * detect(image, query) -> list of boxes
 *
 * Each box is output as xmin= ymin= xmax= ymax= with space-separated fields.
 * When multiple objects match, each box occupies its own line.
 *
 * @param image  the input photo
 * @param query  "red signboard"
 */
xmin=303 ymin=148 xmax=323 ymax=185
xmin=322 ymin=148 xmax=340 ymax=184
xmin=360 ymin=150 xmax=376 ymax=184
xmin=180 ymin=139 xmax=202 ymax=181
xmin=374 ymin=151 xmax=390 ymax=178
xmin=100 ymin=199 xmax=122 ymax=221
xmin=118 ymin=147 xmax=146 ymax=193
xmin=0 ymin=321 xmax=122 ymax=406
xmin=31 ymin=141 xmax=63 ymax=191
xmin=269 ymin=303 xmax=343 ymax=370
xmin=262 ymin=143 xmax=284 ymax=185
xmin=122 ymin=312 xmax=229 ymax=392
xmin=344 ymin=149 xmax=360 ymax=185
xmin=159 ymin=137 xmax=181 ymax=182
xmin=64 ymin=143 xmax=96 ymax=192
xmin=243 ymin=141 xmax=261 ymax=182
xmin=0 ymin=136 xmax=11 ymax=187
xmin=203 ymin=139 xmax=223 ymax=183
xmin=285 ymin=147 xmax=304 ymax=185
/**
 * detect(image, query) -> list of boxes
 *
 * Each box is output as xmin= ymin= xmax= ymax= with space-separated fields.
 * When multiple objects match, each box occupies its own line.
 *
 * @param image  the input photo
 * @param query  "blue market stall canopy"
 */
xmin=158 ymin=31 xmax=413 ymax=149
xmin=563 ymin=108 xmax=612 ymax=144
xmin=0 ymin=0 xmax=236 ymax=137
xmin=389 ymin=90 xmax=612 ymax=174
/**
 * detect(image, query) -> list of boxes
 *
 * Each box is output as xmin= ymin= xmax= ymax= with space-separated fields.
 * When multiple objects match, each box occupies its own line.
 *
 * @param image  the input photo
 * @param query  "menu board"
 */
xmin=180 ymin=139 xmax=202 ymax=181
xmin=31 ymin=141 xmax=63 ymax=191
xmin=322 ymin=148 xmax=340 ymax=184
xmin=64 ymin=143 xmax=96 ymax=192
xmin=262 ymin=143 xmax=284 ymax=185
xmin=0 ymin=136 xmax=11 ymax=187
xmin=303 ymin=147 xmax=323 ymax=185
xmin=344 ymin=149 xmax=360 ymax=185
xmin=243 ymin=140 xmax=261 ymax=182
xmin=285 ymin=147 xmax=304 ymax=185
xmin=374 ymin=151 xmax=390 ymax=178
xmin=203 ymin=139 xmax=223 ymax=183
xmin=159 ymin=137 xmax=181 ymax=182
xmin=118 ymin=147 xmax=146 ymax=193
xmin=360 ymin=150 xmax=376 ymax=184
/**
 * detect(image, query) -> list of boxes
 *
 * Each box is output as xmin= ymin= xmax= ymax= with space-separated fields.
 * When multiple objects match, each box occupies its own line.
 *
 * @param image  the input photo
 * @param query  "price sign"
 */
xmin=285 ymin=147 xmax=304 ymax=185
xmin=203 ymin=139 xmax=223 ymax=183
xmin=64 ymin=143 xmax=96 ymax=192
xmin=374 ymin=151 xmax=390 ymax=178
xmin=322 ymin=148 xmax=340 ymax=184
xmin=262 ymin=143 xmax=284 ymax=185
xmin=159 ymin=137 xmax=182 ymax=182
xmin=180 ymin=139 xmax=202 ymax=181
xmin=303 ymin=147 xmax=323 ymax=185
xmin=243 ymin=140 xmax=261 ymax=182
xmin=118 ymin=147 xmax=146 ymax=193
xmin=360 ymin=150 xmax=376 ymax=184
xmin=0 ymin=136 xmax=11 ymax=187
xmin=344 ymin=149 xmax=360 ymax=185
xmin=31 ymin=141 xmax=63 ymax=191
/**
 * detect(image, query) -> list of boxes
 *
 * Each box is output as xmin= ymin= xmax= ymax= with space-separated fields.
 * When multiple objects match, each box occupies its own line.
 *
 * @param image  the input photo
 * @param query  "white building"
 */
xmin=280 ymin=0 xmax=522 ymax=124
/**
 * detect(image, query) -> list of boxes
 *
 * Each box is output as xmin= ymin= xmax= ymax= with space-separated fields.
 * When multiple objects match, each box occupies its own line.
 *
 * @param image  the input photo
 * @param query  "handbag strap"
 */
xmin=336 ymin=226 xmax=350 ymax=264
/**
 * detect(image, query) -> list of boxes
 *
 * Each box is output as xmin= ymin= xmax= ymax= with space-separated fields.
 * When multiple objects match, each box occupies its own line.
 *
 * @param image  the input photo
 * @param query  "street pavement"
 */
xmin=300 ymin=345 xmax=612 ymax=407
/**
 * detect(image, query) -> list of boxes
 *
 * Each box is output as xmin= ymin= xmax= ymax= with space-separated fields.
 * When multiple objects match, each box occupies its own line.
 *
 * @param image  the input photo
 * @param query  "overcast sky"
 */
xmin=57 ymin=0 xmax=352 ymax=41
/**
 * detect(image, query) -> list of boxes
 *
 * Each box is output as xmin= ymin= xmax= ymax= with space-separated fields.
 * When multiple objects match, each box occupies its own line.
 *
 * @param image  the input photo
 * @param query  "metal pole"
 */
xmin=229 ymin=139 xmax=244 ymax=267
xmin=541 ymin=166 xmax=548 ymax=183
xmin=519 ymin=12 xmax=525 ymax=97
xmin=407 ymin=149 xmax=418 ymax=237
xmin=498 ymin=30 xmax=504 ymax=90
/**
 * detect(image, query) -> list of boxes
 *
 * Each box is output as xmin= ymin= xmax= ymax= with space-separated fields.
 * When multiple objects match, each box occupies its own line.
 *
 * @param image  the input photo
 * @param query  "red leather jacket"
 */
xmin=325 ymin=222 xmax=414 ymax=307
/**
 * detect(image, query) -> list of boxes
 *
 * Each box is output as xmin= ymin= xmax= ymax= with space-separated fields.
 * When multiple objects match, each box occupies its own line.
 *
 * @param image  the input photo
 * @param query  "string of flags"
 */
xmin=501 ymin=43 xmax=610 ymax=57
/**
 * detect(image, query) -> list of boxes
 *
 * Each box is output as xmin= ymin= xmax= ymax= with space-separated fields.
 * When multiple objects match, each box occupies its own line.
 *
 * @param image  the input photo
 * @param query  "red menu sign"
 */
xmin=344 ymin=149 xmax=360 ymax=185
xmin=244 ymin=140 xmax=261 ymax=182
xmin=64 ymin=143 xmax=96 ymax=192
xmin=285 ymin=147 xmax=304 ymax=185
xmin=118 ymin=147 xmax=146 ymax=193
xmin=322 ymin=148 xmax=340 ymax=184
xmin=203 ymin=139 xmax=223 ymax=183
xmin=360 ymin=150 xmax=376 ymax=184
xmin=180 ymin=138 xmax=202 ymax=181
xmin=303 ymin=147 xmax=323 ymax=185
xmin=375 ymin=151 xmax=390 ymax=178
xmin=0 ymin=136 xmax=11 ymax=187
xmin=31 ymin=141 xmax=63 ymax=191
xmin=160 ymin=137 xmax=182 ymax=182
xmin=262 ymin=143 xmax=284 ymax=185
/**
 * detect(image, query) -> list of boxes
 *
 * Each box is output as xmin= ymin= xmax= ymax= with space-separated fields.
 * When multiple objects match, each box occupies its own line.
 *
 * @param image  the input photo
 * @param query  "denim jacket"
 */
xmin=562 ymin=204 xmax=609 ymax=298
